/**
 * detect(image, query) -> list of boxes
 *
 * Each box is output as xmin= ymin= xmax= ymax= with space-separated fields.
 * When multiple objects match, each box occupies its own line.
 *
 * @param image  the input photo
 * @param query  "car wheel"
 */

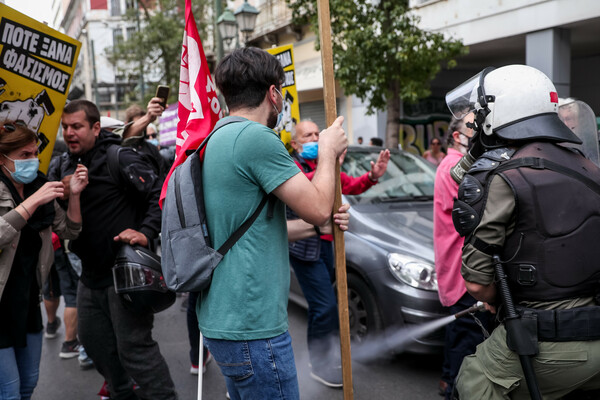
xmin=346 ymin=273 xmax=382 ymax=345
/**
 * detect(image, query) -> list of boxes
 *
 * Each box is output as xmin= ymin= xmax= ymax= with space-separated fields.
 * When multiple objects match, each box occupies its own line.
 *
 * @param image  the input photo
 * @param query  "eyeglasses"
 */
xmin=147 ymin=133 xmax=157 ymax=139
xmin=0 ymin=121 xmax=27 ymax=133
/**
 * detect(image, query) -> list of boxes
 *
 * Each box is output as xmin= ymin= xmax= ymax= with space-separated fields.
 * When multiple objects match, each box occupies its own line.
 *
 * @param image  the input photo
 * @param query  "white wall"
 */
xmin=411 ymin=0 xmax=600 ymax=46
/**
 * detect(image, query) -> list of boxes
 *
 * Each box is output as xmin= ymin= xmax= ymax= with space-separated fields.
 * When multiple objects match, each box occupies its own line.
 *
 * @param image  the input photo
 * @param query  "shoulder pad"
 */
xmin=468 ymin=148 xmax=515 ymax=174
xmin=481 ymin=147 xmax=515 ymax=162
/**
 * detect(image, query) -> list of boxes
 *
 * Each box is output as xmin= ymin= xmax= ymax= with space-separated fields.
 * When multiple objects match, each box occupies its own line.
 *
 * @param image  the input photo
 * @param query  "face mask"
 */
xmin=271 ymin=88 xmax=284 ymax=129
xmin=300 ymin=141 xmax=319 ymax=160
xmin=147 ymin=139 xmax=159 ymax=147
xmin=458 ymin=133 xmax=471 ymax=155
xmin=2 ymin=154 xmax=39 ymax=184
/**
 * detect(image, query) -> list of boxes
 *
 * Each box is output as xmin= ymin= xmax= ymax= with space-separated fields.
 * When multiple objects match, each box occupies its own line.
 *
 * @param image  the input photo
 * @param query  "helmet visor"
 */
xmin=558 ymin=99 xmax=600 ymax=165
xmin=445 ymin=72 xmax=482 ymax=119
xmin=112 ymin=262 xmax=167 ymax=293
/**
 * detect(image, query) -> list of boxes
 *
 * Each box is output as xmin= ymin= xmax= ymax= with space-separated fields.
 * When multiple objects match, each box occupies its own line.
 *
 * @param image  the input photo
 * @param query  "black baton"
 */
xmin=493 ymin=254 xmax=542 ymax=400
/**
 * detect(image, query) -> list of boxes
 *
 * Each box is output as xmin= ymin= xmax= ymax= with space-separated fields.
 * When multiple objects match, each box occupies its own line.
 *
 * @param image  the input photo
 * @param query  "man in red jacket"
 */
xmin=287 ymin=119 xmax=389 ymax=387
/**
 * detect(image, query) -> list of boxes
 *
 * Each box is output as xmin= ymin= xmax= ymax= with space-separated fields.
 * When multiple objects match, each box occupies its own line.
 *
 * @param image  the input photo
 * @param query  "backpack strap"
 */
xmin=495 ymin=157 xmax=600 ymax=197
xmin=106 ymin=145 xmax=123 ymax=186
xmin=186 ymin=116 xmax=249 ymax=157
xmin=174 ymin=116 xmax=270 ymax=257
xmin=216 ymin=194 xmax=272 ymax=256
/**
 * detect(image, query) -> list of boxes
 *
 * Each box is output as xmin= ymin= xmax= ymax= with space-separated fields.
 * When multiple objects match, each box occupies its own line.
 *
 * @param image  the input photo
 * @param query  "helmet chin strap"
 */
xmin=480 ymin=129 xmax=508 ymax=149
xmin=467 ymin=66 xmax=498 ymax=150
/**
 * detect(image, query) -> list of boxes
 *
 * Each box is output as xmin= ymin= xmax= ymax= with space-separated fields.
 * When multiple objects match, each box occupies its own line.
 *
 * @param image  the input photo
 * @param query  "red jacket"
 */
xmin=292 ymin=155 xmax=377 ymax=242
xmin=293 ymin=159 xmax=376 ymax=195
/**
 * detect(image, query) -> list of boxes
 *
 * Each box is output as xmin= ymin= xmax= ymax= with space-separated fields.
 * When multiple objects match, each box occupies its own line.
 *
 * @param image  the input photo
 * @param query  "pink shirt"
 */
xmin=424 ymin=151 xmax=445 ymax=166
xmin=433 ymin=148 xmax=467 ymax=306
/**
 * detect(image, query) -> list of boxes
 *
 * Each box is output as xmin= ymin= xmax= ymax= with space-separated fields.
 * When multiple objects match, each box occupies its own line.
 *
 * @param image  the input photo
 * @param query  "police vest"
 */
xmin=453 ymin=141 xmax=600 ymax=302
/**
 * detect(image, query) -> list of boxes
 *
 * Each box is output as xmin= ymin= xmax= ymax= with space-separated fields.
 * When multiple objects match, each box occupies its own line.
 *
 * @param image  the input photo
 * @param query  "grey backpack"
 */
xmin=161 ymin=118 xmax=269 ymax=292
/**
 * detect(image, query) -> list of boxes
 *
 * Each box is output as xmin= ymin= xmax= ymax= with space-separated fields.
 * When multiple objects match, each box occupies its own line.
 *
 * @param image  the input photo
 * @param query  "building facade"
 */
xmin=45 ymin=0 xmax=599 ymax=149
xmin=242 ymin=0 xmax=600 ymax=152
xmin=54 ymin=0 xmax=155 ymax=118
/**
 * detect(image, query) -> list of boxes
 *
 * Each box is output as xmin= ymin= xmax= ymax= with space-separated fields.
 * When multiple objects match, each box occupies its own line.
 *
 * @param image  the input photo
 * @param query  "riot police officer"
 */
xmin=447 ymin=64 xmax=600 ymax=399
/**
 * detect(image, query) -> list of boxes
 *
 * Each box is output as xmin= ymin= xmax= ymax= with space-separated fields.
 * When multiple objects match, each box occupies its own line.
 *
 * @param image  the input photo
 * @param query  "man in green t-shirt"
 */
xmin=197 ymin=47 xmax=347 ymax=400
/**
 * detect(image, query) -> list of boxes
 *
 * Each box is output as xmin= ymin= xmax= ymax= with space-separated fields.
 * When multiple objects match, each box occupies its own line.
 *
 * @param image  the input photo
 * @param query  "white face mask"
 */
xmin=458 ymin=133 xmax=470 ymax=155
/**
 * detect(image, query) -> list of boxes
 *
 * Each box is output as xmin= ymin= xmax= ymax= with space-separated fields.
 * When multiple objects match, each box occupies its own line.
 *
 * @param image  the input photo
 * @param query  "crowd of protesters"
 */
xmin=0 ymin=47 xmax=353 ymax=400
xmin=3 ymin=45 xmax=600 ymax=400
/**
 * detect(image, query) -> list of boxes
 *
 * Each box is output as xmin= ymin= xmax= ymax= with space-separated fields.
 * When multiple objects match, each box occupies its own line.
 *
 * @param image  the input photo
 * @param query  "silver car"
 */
xmin=289 ymin=145 xmax=448 ymax=355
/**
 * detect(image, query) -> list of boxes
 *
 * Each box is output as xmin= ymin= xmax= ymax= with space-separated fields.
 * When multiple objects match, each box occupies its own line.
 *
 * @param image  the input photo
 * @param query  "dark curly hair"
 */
xmin=215 ymin=47 xmax=285 ymax=111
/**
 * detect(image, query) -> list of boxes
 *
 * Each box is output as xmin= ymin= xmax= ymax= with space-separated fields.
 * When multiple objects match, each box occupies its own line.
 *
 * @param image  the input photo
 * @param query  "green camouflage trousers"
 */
xmin=456 ymin=324 xmax=600 ymax=399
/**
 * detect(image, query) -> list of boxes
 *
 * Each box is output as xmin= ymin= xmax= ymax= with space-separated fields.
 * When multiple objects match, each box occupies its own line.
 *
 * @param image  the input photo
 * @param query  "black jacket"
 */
xmin=122 ymin=137 xmax=171 ymax=180
xmin=48 ymin=130 xmax=162 ymax=289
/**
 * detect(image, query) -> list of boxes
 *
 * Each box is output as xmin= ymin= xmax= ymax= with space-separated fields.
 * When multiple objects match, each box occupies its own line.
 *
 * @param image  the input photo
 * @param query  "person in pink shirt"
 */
xmin=433 ymin=113 xmax=491 ymax=399
xmin=423 ymin=137 xmax=446 ymax=166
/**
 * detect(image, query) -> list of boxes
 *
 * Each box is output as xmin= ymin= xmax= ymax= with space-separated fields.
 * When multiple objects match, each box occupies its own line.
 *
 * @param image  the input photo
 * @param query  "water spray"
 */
xmin=352 ymin=301 xmax=489 ymax=363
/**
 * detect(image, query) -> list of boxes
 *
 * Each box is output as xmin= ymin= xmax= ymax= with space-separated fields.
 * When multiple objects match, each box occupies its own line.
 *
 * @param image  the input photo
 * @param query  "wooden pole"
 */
xmin=317 ymin=1 xmax=354 ymax=398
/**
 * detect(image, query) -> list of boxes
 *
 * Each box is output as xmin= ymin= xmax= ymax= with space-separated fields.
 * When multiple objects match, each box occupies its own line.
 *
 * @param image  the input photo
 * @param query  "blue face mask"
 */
xmin=2 ymin=154 xmax=39 ymax=184
xmin=300 ymin=141 xmax=319 ymax=160
xmin=147 ymin=139 xmax=159 ymax=147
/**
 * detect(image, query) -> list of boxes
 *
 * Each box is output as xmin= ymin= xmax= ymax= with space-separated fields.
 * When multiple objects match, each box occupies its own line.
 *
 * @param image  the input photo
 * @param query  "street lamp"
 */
xmin=234 ymin=0 xmax=260 ymax=43
xmin=216 ymin=8 xmax=237 ymax=47
xmin=217 ymin=1 xmax=259 ymax=50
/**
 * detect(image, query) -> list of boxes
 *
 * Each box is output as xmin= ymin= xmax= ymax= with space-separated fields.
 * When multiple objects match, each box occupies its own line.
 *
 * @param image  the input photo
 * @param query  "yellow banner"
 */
xmin=0 ymin=4 xmax=81 ymax=173
xmin=267 ymin=44 xmax=300 ymax=152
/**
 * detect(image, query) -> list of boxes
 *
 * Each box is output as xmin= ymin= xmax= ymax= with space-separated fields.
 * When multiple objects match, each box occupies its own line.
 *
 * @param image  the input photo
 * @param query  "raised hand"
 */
xmin=28 ymin=181 xmax=65 ymax=208
xmin=69 ymin=164 xmax=88 ymax=196
xmin=146 ymin=97 xmax=165 ymax=121
xmin=370 ymin=149 xmax=391 ymax=180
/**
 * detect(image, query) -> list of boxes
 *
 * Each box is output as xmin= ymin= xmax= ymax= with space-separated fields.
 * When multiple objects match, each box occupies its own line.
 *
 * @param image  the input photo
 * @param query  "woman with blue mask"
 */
xmin=0 ymin=121 xmax=88 ymax=400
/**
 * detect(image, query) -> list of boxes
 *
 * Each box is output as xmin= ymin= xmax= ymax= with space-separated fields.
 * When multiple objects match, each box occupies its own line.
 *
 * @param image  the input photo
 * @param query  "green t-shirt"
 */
xmin=198 ymin=117 xmax=300 ymax=340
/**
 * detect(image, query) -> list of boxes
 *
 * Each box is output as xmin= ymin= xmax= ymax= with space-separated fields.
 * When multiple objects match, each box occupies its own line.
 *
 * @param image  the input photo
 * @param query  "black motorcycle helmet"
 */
xmin=112 ymin=244 xmax=176 ymax=313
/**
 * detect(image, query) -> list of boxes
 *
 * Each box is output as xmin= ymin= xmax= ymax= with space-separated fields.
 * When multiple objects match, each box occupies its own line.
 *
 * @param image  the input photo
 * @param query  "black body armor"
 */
xmin=453 ymin=141 xmax=600 ymax=302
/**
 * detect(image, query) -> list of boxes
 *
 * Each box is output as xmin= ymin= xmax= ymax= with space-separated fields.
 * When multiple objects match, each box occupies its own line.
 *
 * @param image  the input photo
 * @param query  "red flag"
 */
xmin=159 ymin=0 xmax=222 ymax=207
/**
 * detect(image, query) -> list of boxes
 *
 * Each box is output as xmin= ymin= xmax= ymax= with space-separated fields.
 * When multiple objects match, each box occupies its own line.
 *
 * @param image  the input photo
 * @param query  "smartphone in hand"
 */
xmin=155 ymin=85 xmax=170 ymax=108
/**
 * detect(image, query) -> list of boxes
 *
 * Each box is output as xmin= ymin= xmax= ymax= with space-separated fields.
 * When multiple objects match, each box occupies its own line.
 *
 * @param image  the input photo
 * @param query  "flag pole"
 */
xmin=197 ymin=334 xmax=203 ymax=400
xmin=316 ymin=1 xmax=354 ymax=398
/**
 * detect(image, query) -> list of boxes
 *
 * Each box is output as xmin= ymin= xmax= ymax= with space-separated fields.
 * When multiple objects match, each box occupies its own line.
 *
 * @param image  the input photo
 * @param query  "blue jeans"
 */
xmin=0 ymin=331 xmax=43 ymax=400
xmin=204 ymin=331 xmax=299 ymax=400
xmin=290 ymin=240 xmax=339 ymax=367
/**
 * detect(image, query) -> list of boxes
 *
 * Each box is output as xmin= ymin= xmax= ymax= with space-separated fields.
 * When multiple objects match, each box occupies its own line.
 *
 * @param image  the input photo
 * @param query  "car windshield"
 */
xmin=341 ymin=149 xmax=437 ymax=205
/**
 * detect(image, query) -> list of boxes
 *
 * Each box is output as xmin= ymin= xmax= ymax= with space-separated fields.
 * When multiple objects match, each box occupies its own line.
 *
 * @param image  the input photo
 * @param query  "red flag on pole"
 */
xmin=159 ymin=0 xmax=222 ymax=207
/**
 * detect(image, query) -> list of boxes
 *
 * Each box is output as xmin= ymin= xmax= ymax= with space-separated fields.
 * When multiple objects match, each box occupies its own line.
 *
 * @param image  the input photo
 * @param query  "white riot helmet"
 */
xmin=446 ymin=65 xmax=581 ymax=144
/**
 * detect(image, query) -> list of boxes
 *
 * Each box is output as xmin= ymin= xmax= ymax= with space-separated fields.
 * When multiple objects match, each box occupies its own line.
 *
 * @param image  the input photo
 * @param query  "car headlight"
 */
xmin=387 ymin=253 xmax=438 ymax=291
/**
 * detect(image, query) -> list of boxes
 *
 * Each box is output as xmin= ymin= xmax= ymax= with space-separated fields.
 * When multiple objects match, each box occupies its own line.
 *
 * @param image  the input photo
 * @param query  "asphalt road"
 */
xmin=34 ymin=294 xmax=444 ymax=400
